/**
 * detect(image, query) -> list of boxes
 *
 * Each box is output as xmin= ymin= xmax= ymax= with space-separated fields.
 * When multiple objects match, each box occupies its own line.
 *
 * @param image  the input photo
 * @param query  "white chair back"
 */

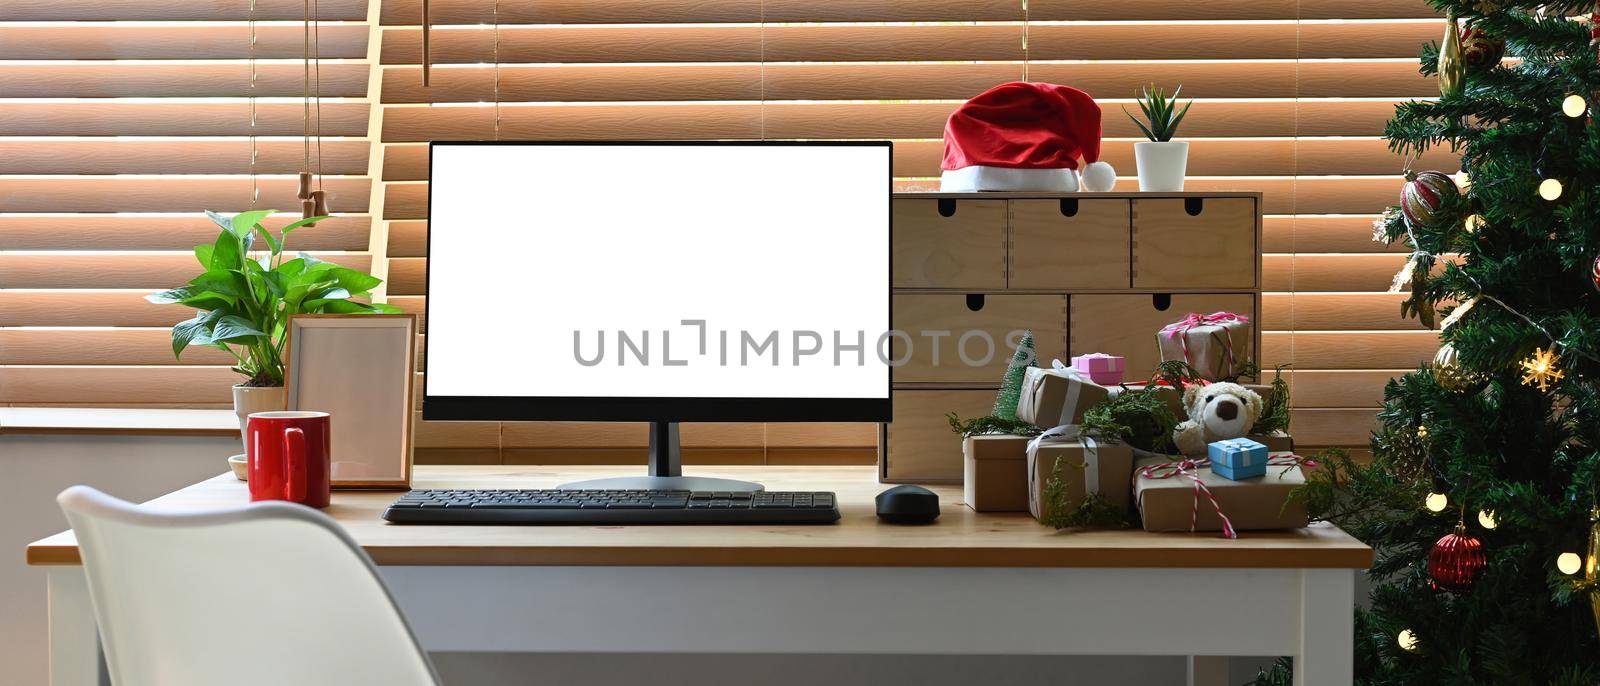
xmin=57 ymin=485 xmax=439 ymax=686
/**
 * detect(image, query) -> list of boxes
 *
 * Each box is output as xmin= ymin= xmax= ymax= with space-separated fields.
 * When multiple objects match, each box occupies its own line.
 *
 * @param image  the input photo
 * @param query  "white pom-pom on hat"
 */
xmin=1079 ymin=160 xmax=1117 ymax=192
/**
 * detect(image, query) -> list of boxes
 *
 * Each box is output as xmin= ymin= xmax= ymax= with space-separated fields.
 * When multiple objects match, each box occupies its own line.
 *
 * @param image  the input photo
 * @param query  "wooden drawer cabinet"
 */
xmin=892 ymin=198 xmax=1006 ymax=289
xmin=882 ymin=192 xmax=1262 ymax=483
xmin=1009 ymin=198 xmax=1131 ymax=289
xmin=1131 ymin=197 xmax=1257 ymax=289
xmin=1069 ymin=292 xmax=1257 ymax=383
xmin=891 ymin=293 xmax=1067 ymax=384
xmin=882 ymin=389 xmax=995 ymax=482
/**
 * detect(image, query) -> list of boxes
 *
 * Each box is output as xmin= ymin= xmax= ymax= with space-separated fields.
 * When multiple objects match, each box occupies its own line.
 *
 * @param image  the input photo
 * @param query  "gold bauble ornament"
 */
xmin=1439 ymin=14 xmax=1466 ymax=98
xmin=1431 ymin=343 xmax=1473 ymax=392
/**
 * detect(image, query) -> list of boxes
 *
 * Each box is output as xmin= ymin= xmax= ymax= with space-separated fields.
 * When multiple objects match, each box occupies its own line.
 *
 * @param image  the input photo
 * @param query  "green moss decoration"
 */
xmin=946 ymin=413 xmax=1043 ymax=438
xmin=1039 ymin=454 xmax=1136 ymax=529
xmin=1079 ymin=388 xmax=1179 ymax=453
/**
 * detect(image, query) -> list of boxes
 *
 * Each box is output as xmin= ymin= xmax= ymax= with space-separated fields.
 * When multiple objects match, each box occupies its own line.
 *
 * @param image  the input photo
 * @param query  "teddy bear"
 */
xmin=1172 ymin=382 xmax=1263 ymax=456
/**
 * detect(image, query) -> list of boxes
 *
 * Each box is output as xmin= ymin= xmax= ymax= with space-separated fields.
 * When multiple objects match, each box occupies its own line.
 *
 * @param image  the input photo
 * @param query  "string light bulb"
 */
xmin=1425 ymin=492 xmax=1449 ymax=513
xmin=1453 ymin=170 xmax=1471 ymax=190
xmin=1563 ymin=94 xmax=1588 ymax=117
xmin=1478 ymin=510 xmax=1498 ymax=530
xmin=1519 ymin=347 xmax=1565 ymax=391
xmin=1463 ymin=214 xmax=1483 ymax=233
xmin=1398 ymin=629 xmax=1420 ymax=653
xmin=1558 ymin=552 xmax=1583 ymax=575
xmin=1539 ymin=178 xmax=1564 ymax=201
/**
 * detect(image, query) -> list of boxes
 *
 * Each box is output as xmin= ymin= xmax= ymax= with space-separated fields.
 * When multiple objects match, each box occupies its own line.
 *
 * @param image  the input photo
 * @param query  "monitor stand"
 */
xmin=556 ymin=422 xmax=764 ymax=492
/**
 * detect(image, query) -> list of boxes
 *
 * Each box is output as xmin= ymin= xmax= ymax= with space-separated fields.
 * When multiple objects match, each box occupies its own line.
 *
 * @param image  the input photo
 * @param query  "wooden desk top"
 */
xmin=27 ymin=465 xmax=1372 ymax=569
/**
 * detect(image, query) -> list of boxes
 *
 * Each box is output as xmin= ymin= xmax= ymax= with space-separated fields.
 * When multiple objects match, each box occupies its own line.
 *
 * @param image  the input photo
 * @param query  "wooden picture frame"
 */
xmin=284 ymin=314 xmax=417 ymax=489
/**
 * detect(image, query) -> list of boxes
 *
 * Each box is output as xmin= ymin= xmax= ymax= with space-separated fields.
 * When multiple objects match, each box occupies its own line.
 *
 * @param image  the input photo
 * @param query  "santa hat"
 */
xmin=939 ymin=82 xmax=1116 ymax=193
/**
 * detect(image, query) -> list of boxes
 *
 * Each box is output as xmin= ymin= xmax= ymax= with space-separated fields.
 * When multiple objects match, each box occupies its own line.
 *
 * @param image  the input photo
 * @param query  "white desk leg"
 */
xmin=48 ymin=568 xmax=103 ymax=686
xmin=1294 ymin=569 xmax=1354 ymax=686
xmin=1188 ymin=656 xmax=1230 ymax=686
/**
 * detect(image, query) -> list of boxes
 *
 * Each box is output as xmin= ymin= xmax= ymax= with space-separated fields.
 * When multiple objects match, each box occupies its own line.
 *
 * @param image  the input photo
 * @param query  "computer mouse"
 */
xmin=875 ymin=484 xmax=940 ymax=524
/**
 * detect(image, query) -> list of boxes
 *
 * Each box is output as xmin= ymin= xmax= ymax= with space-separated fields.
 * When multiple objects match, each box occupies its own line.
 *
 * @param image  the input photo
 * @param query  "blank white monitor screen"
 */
xmin=424 ymin=143 xmax=890 ymax=419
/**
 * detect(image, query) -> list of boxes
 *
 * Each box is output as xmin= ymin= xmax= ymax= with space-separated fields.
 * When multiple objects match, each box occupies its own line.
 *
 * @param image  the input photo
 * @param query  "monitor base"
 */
xmin=554 ymin=421 xmax=764 ymax=492
xmin=555 ymin=475 xmax=765 ymax=492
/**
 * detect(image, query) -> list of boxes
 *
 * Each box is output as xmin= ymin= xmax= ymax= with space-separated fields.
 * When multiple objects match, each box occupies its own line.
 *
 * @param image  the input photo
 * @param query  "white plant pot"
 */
xmin=1133 ymin=141 xmax=1190 ymax=192
xmin=232 ymin=384 xmax=286 ymax=456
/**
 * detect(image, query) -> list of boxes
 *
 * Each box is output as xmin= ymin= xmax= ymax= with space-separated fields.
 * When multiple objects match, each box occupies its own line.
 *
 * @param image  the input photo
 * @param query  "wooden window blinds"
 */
xmin=0 ymin=0 xmax=1452 ymax=451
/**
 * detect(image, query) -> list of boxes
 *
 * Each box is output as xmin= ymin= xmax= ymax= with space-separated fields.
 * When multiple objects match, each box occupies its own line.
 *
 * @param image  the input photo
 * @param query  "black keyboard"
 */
xmin=382 ymin=489 xmax=840 ymax=525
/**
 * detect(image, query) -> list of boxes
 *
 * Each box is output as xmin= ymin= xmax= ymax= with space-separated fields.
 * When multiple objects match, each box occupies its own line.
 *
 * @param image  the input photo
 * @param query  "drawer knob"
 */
xmin=937 ymin=199 xmax=958 ymax=217
xmin=1184 ymin=198 xmax=1205 ymax=216
xmin=1058 ymin=198 xmax=1079 ymax=217
xmin=1152 ymin=293 xmax=1173 ymax=311
xmin=966 ymin=294 xmax=986 ymax=311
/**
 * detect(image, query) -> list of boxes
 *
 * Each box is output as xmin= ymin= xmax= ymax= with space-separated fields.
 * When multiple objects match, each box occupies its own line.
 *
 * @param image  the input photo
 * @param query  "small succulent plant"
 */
xmin=1124 ymin=84 xmax=1193 ymax=143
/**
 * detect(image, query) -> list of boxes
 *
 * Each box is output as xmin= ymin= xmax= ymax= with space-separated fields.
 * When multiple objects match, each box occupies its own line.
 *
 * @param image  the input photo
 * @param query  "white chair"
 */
xmin=56 ymin=485 xmax=441 ymax=686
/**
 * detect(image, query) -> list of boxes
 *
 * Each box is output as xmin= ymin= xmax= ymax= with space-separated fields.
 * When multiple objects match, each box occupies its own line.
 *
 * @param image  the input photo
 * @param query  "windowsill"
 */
xmin=0 ymin=408 xmax=238 ymax=437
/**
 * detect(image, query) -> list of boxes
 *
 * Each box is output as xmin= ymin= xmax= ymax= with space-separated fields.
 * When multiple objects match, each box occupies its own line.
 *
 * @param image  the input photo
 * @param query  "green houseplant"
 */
xmin=1124 ymin=84 xmax=1193 ymax=191
xmin=147 ymin=209 xmax=399 ymax=452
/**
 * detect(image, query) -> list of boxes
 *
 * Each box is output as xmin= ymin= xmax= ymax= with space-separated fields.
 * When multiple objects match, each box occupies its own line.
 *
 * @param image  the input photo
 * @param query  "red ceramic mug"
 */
xmin=247 ymin=411 xmax=332 ymax=508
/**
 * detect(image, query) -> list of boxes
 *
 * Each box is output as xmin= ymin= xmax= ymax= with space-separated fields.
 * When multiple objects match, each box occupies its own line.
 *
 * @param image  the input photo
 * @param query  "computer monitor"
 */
xmin=423 ymin=141 xmax=892 ymax=490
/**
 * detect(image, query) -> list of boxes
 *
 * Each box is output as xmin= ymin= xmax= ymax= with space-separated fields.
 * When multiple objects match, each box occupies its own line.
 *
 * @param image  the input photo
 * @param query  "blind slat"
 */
xmin=3 ymin=0 xmax=368 ymax=21
xmin=0 ymin=63 xmax=368 ymax=99
xmin=377 ymin=0 xmax=1438 ymax=26
xmin=0 ymin=177 xmax=372 ymax=213
xmin=0 ymin=215 xmax=372 ymax=251
xmin=0 ymin=25 xmax=369 ymax=60
xmin=380 ymin=22 xmax=1435 ymax=65
xmin=0 ymin=291 xmax=190 ymax=327
xmin=380 ymin=100 xmax=1401 ymax=143
xmin=1263 ymin=331 xmax=1438 ymax=369
xmin=0 ymin=366 xmax=237 ymax=404
xmin=379 ymin=61 xmax=1433 ymax=105
xmin=0 ymin=140 xmax=369 ymax=176
xmin=0 ymin=102 xmax=370 ymax=136
xmin=1263 ymin=293 xmax=1421 ymax=331
xmin=0 ymin=254 xmax=374 ymax=289
xmin=0 ymin=329 xmax=234 ymax=366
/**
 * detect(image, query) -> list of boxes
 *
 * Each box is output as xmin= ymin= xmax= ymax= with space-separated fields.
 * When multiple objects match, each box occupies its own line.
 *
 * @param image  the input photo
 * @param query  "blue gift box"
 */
xmin=1208 ymin=437 xmax=1269 ymax=480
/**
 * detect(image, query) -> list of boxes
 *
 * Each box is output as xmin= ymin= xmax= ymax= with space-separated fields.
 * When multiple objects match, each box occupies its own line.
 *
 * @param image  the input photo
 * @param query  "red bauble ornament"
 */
xmin=1460 ymin=25 xmax=1505 ymax=73
xmin=1401 ymin=170 xmax=1459 ymax=229
xmin=1428 ymin=525 xmax=1486 ymax=592
xmin=1591 ymin=254 xmax=1599 ymax=293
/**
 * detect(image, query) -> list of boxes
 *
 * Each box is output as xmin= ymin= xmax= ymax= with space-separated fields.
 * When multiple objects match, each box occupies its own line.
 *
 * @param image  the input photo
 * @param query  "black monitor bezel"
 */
xmin=421 ymin=140 xmax=893 ymax=423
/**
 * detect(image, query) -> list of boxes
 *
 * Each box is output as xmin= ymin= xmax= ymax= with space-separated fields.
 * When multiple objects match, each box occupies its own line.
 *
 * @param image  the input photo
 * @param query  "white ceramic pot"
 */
xmin=232 ymin=384 xmax=286 ymax=455
xmin=1133 ymin=141 xmax=1190 ymax=192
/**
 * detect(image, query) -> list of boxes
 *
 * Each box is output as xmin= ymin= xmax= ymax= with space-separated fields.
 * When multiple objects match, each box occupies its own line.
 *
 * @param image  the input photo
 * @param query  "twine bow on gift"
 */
xmin=1159 ymin=311 xmax=1249 ymax=374
xmin=1136 ymin=457 xmax=1238 ymax=539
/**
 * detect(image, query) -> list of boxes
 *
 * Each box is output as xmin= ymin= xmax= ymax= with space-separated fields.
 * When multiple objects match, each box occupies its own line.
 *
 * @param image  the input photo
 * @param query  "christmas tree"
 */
xmin=992 ymin=330 xmax=1035 ymax=420
xmin=1268 ymin=2 xmax=1600 ymax=681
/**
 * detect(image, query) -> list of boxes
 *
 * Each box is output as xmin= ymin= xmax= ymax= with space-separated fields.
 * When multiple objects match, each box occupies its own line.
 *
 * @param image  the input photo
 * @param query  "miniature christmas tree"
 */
xmin=992 ymin=330 xmax=1035 ymax=419
xmin=1266 ymin=2 xmax=1600 ymax=681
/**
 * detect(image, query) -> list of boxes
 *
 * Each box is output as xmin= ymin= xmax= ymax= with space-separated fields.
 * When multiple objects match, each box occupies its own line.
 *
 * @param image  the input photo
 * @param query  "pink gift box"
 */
xmin=1070 ymin=353 xmax=1126 ymax=386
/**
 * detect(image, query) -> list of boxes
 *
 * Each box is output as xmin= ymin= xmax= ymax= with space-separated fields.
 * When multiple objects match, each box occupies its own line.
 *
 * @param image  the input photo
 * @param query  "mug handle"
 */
xmin=283 ymin=427 xmax=308 ymax=502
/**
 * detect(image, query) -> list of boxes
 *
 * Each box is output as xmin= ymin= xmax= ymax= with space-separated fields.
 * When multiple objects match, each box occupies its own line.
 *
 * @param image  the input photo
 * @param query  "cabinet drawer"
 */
xmin=892 ymin=293 xmax=1067 ymax=384
xmin=1009 ymin=198 xmax=1131 ymax=289
xmin=1131 ymin=197 xmax=1257 ymax=289
xmin=1069 ymin=293 xmax=1256 ymax=383
xmin=892 ymin=198 xmax=1006 ymax=288
xmin=882 ymin=389 xmax=995 ymax=482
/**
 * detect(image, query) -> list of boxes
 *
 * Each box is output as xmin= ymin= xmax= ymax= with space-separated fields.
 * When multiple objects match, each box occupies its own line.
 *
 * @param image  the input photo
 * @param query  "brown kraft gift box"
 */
xmin=1016 ymin=365 xmax=1111 ymax=429
xmin=1133 ymin=453 xmax=1308 ymax=532
xmin=1026 ymin=430 xmax=1134 ymax=522
xmin=963 ymin=434 xmax=1031 ymax=512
